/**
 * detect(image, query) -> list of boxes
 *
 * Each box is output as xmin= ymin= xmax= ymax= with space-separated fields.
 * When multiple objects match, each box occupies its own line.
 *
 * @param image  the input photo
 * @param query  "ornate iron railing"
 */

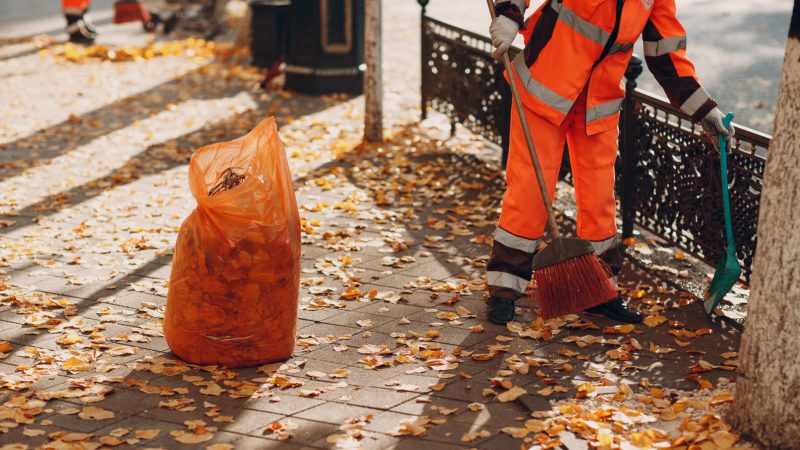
xmin=420 ymin=14 xmax=516 ymax=164
xmin=418 ymin=4 xmax=769 ymax=283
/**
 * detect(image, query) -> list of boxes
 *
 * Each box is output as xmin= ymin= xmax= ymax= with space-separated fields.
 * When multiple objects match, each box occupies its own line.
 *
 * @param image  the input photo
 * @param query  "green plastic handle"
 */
xmin=719 ymin=112 xmax=735 ymax=249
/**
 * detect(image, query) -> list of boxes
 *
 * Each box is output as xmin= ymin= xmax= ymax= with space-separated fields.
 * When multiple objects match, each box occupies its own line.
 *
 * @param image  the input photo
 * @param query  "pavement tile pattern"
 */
xmin=0 ymin=3 xmax=750 ymax=450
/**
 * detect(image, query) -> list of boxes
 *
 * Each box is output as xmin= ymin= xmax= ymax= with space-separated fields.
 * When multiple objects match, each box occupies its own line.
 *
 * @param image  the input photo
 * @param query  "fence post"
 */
xmin=418 ymin=0 xmax=430 ymax=121
xmin=621 ymin=54 xmax=643 ymax=239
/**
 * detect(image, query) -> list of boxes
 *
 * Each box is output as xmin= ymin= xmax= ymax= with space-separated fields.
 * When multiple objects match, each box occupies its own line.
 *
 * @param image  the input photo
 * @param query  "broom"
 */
xmin=485 ymin=0 xmax=618 ymax=319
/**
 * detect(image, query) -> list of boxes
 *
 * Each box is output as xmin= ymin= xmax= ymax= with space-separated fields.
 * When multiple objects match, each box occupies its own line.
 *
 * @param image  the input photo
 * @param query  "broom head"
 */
xmin=113 ymin=0 xmax=151 ymax=24
xmin=532 ymin=238 xmax=618 ymax=319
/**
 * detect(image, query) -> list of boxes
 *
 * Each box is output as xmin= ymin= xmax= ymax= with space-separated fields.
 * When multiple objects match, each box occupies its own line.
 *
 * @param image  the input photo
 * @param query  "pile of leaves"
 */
xmin=54 ymin=38 xmax=241 ymax=63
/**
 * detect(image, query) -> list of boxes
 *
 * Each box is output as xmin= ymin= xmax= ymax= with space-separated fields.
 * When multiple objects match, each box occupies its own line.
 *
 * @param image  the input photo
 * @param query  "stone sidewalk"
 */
xmin=0 ymin=3 xmax=749 ymax=450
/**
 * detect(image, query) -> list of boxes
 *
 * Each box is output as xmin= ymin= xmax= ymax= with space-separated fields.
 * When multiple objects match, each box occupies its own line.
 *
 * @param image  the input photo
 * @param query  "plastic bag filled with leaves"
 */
xmin=164 ymin=117 xmax=300 ymax=367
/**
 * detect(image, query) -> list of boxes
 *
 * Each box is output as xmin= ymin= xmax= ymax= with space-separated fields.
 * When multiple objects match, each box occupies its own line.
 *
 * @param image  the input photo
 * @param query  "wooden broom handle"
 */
xmin=485 ymin=0 xmax=560 ymax=238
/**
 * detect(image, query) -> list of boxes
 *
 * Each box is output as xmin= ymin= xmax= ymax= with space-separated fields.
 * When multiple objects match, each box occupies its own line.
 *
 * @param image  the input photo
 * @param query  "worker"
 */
xmin=62 ymin=0 xmax=97 ymax=44
xmin=486 ymin=0 xmax=734 ymax=324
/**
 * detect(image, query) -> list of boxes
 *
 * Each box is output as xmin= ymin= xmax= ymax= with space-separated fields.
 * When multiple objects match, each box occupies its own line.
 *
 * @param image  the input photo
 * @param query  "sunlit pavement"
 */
xmin=0 ymin=2 xmax=775 ymax=449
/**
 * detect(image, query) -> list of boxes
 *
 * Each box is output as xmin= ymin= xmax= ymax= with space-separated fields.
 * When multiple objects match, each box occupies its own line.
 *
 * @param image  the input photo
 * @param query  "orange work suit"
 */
xmin=487 ymin=0 xmax=715 ymax=300
xmin=62 ymin=0 xmax=92 ymax=16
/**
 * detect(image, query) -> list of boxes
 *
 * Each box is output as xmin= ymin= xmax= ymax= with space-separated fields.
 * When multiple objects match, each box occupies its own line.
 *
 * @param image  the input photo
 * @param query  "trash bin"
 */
xmin=249 ymin=0 xmax=291 ymax=69
xmin=284 ymin=0 xmax=365 ymax=95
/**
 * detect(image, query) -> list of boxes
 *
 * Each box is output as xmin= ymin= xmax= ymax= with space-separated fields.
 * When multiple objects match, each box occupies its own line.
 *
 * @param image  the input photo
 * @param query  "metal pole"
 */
xmin=621 ymin=55 xmax=643 ymax=239
xmin=418 ymin=0 xmax=430 ymax=121
xmin=364 ymin=0 xmax=383 ymax=142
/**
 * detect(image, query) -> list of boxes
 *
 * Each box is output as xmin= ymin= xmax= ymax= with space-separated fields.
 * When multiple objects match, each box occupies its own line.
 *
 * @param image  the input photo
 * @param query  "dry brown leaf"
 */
xmin=497 ymin=386 xmax=527 ymax=403
xmin=206 ymin=444 xmax=235 ymax=450
xmin=79 ymin=406 xmax=115 ymax=420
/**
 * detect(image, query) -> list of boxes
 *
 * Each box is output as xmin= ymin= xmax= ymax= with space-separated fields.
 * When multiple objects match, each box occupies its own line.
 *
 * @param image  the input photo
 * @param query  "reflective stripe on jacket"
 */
xmin=495 ymin=0 xmax=716 ymax=135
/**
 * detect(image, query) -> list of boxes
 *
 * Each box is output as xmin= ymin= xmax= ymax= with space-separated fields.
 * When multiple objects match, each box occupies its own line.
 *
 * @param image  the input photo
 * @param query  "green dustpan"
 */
xmin=704 ymin=112 xmax=741 ymax=314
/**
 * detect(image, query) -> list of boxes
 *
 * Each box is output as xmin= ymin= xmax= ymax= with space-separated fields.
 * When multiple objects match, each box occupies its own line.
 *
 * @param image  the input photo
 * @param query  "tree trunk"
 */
xmin=364 ymin=0 xmax=383 ymax=143
xmin=730 ymin=3 xmax=800 ymax=448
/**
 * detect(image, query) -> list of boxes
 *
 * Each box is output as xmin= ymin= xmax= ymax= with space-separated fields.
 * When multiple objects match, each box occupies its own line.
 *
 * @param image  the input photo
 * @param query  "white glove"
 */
xmin=701 ymin=107 xmax=736 ymax=151
xmin=490 ymin=15 xmax=519 ymax=59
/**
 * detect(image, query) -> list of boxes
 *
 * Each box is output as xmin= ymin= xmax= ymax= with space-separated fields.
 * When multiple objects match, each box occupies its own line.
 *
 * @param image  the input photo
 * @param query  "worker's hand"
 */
xmin=490 ymin=15 xmax=519 ymax=59
xmin=701 ymin=107 xmax=736 ymax=152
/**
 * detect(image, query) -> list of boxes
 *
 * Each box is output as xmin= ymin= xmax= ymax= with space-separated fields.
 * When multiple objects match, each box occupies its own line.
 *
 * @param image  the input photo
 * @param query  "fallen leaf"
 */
xmin=79 ymin=406 xmax=115 ymax=420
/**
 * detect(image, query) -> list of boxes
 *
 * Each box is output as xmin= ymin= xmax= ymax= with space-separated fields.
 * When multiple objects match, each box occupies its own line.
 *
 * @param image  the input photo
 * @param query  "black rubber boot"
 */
xmin=81 ymin=8 xmax=98 ymax=37
xmin=585 ymin=295 xmax=643 ymax=323
xmin=66 ymin=15 xmax=95 ymax=44
xmin=487 ymin=296 xmax=517 ymax=325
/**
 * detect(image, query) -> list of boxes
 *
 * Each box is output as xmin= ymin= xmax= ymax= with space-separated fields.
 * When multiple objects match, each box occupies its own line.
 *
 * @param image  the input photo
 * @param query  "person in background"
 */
xmin=62 ymin=0 xmax=97 ymax=44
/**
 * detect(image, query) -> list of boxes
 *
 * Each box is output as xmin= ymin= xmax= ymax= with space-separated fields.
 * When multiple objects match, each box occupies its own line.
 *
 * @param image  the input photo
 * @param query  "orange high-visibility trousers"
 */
xmin=486 ymin=88 xmax=619 ymax=300
xmin=500 ymin=89 xmax=618 ymax=243
xmin=62 ymin=0 xmax=92 ymax=16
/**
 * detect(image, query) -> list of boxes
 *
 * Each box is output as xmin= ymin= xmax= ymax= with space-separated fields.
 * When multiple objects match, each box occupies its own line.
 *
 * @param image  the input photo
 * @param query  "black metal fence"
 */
xmin=419 ymin=5 xmax=770 ymax=283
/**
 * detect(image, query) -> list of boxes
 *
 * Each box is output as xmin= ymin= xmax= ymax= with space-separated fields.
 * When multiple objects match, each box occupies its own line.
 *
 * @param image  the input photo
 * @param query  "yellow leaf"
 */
xmin=62 ymin=357 xmax=91 ymax=372
xmin=200 ymin=383 xmax=224 ymax=396
xmin=710 ymin=430 xmax=739 ymax=448
xmin=497 ymin=386 xmax=527 ymax=402
xmin=643 ymin=314 xmax=668 ymax=328
xmin=649 ymin=342 xmax=676 ymax=354
xmin=57 ymin=334 xmax=83 ymax=346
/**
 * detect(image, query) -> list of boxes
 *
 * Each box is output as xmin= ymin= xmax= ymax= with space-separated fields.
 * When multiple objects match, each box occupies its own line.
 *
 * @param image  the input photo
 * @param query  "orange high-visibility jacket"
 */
xmin=496 ymin=0 xmax=716 ymax=135
xmin=62 ymin=0 xmax=92 ymax=16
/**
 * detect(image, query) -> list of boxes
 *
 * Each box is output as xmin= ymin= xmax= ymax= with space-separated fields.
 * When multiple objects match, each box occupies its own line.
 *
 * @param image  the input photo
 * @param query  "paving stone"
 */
xmin=417 ymin=418 xmax=499 ymax=446
xmin=311 ymin=430 xmax=402 ymax=450
xmin=367 ymin=273 xmax=421 ymax=290
xmin=256 ymin=417 xmax=340 ymax=446
xmin=348 ymin=301 xmax=425 ymax=319
xmin=244 ymin=392 xmax=326 ymax=416
xmin=297 ymin=322 xmax=362 ymax=338
xmin=41 ymin=400 xmax=132 ymax=433
xmin=0 ymin=422 xmax=55 ymax=449
xmin=215 ymin=408 xmax=284 ymax=435
xmin=398 ymin=260 xmax=464 ymax=280
xmin=301 ymin=244 xmax=334 ymax=260
xmin=295 ymin=401 xmax=382 ymax=425
xmin=383 ymin=437 xmax=471 ymax=450
xmin=426 ymin=377 xmax=498 ymax=404
xmin=321 ymin=310 xmax=397 ymax=330
xmin=390 ymin=396 xmax=474 ymax=417
xmin=448 ymin=399 xmax=528 ymax=428
xmin=481 ymin=430 xmax=531 ymax=450
xmin=147 ymin=429 xmax=305 ymax=450
xmin=300 ymin=344 xmax=369 ymax=366
xmin=111 ymin=290 xmax=167 ymax=310
xmin=298 ymin=304 xmax=351 ymax=323
xmin=317 ymin=385 xmax=419 ymax=410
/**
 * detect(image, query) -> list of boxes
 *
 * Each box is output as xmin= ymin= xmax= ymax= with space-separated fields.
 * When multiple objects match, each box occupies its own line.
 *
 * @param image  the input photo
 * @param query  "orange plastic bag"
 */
xmin=164 ymin=117 xmax=300 ymax=368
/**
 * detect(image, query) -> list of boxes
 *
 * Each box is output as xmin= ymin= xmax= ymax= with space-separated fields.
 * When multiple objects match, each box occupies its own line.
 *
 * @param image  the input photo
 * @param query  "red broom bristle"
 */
xmin=114 ymin=3 xmax=151 ymax=24
xmin=533 ymin=253 xmax=617 ymax=319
